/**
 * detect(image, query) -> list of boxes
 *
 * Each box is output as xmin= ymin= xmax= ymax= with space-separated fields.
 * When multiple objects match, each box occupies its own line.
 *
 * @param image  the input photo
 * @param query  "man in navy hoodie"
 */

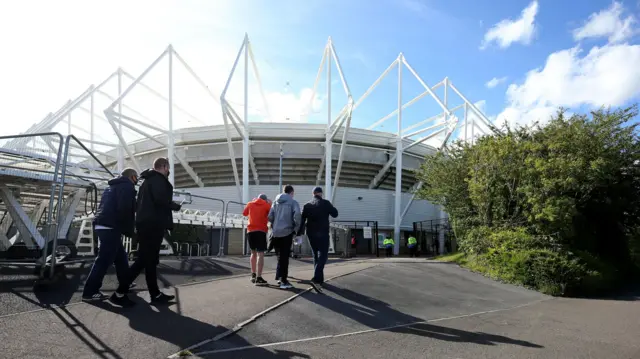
xmin=298 ymin=187 xmax=338 ymax=288
xmin=82 ymin=168 xmax=138 ymax=306
xmin=114 ymin=157 xmax=181 ymax=305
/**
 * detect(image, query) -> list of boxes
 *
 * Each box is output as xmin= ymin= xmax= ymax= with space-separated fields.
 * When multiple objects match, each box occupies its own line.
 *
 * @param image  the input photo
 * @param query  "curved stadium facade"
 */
xmin=93 ymin=122 xmax=442 ymax=241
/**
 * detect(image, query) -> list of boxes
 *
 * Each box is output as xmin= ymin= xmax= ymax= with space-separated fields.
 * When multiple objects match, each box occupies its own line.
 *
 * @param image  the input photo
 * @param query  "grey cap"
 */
xmin=258 ymin=193 xmax=268 ymax=200
xmin=312 ymin=186 xmax=323 ymax=194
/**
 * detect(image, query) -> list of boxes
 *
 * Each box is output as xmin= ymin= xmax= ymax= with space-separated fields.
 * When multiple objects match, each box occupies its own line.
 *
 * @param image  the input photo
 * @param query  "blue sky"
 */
xmin=1 ymin=0 xmax=639 ymax=147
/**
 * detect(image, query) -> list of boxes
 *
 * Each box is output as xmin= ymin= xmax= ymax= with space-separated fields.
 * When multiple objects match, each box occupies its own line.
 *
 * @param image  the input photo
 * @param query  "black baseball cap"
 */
xmin=312 ymin=186 xmax=323 ymax=194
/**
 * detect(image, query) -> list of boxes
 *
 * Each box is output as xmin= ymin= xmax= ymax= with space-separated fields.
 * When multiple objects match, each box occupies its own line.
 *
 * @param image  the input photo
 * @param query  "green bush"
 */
xmin=459 ymin=226 xmax=492 ymax=254
xmin=484 ymin=248 xmax=586 ymax=296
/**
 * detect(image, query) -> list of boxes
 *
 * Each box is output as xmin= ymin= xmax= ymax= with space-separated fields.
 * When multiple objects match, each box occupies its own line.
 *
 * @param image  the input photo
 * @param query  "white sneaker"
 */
xmin=279 ymin=281 xmax=293 ymax=289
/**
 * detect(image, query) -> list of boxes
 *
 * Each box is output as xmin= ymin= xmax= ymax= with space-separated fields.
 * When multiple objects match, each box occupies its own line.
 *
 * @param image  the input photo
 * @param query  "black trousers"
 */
xmin=273 ymin=233 xmax=293 ymax=282
xmin=117 ymin=224 xmax=165 ymax=297
xmin=385 ymin=246 xmax=393 ymax=257
xmin=409 ymin=246 xmax=417 ymax=257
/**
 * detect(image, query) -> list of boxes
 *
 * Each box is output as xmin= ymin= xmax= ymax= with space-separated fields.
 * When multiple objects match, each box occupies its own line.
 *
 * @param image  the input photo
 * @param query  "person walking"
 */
xmin=407 ymin=235 xmax=418 ymax=257
xmin=243 ymin=194 xmax=271 ymax=286
xmin=268 ymin=184 xmax=301 ymax=289
xmin=82 ymin=168 xmax=138 ymax=306
xmin=113 ymin=157 xmax=181 ymax=305
xmin=297 ymin=186 xmax=338 ymax=289
xmin=384 ymin=236 xmax=395 ymax=257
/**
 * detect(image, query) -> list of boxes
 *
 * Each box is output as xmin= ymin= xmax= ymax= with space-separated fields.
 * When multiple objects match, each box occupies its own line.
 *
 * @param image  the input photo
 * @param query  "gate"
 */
xmin=330 ymin=220 xmax=380 ymax=257
xmin=412 ymin=218 xmax=455 ymax=256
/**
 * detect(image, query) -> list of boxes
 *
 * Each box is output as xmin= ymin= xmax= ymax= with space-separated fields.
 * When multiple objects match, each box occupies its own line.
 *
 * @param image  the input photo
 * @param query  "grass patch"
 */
xmin=434 ymin=252 xmax=467 ymax=264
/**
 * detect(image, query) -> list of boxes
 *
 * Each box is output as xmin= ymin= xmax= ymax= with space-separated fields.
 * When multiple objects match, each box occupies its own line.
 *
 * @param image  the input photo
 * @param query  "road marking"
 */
xmin=192 ymin=298 xmax=551 ymax=356
xmin=167 ymin=264 xmax=379 ymax=358
xmin=0 ymin=259 xmax=374 ymax=320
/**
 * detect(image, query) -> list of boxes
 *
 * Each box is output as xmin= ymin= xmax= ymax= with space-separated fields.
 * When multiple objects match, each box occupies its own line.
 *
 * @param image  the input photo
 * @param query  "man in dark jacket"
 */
xmin=114 ymin=157 xmax=181 ymax=305
xmin=297 ymin=186 xmax=338 ymax=287
xmin=82 ymin=168 xmax=138 ymax=305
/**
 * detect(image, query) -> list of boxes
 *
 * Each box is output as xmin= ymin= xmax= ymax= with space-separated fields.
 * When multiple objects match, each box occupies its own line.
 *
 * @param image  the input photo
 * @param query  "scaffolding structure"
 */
xmin=6 ymin=33 xmax=497 ymax=257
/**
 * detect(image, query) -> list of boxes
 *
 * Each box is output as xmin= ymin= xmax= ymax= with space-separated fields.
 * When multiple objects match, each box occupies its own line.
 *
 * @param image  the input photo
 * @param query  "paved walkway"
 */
xmin=1 ymin=259 xmax=638 ymax=359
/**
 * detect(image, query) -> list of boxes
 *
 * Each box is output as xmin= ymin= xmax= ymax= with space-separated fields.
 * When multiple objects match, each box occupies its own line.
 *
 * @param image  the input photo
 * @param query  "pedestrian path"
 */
xmin=0 ymin=261 xmax=377 ymax=359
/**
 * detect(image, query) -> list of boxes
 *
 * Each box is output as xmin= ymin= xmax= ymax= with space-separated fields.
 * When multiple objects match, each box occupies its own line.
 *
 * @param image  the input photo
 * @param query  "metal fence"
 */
xmin=412 ymin=218 xmax=455 ymax=255
xmin=0 ymin=132 xmax=114 ymax=279
xmin=330 ymin=220 xmax=380 ymax=257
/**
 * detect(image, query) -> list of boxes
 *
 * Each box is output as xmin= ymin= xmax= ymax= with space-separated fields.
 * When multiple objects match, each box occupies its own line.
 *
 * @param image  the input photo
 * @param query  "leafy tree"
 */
xmin=415 ymin=105 xmax=640 ymax=295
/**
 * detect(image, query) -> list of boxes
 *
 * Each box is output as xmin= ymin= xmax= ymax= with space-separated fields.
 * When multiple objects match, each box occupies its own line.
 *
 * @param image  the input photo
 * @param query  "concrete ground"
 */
xmin=1 ymin=258 xmax=638 ymax=359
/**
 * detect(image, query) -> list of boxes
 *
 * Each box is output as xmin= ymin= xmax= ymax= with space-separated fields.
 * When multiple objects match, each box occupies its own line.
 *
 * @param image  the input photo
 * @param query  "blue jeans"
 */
xmin=82 ymin=229 xmax=129 ymax=297
xmin=308 ymin=233 xmax=329 ymax=283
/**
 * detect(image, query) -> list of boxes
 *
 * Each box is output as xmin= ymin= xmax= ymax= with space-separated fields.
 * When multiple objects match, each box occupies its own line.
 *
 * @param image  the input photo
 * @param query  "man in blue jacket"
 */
xmin=82 ymin=168 xmax=138 ymax=306
xmin=298 ymin=186 xmax=338 ymax=288
xmin=114 ymin=157 xmax=181 ymax=304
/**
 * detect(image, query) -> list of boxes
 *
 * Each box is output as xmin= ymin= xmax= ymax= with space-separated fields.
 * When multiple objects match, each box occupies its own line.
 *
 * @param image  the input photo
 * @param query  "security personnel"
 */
xmin=383 ymin=236 xmax=394 ymax=257
xmin=408 ymin=235 xmax=418 ymax=257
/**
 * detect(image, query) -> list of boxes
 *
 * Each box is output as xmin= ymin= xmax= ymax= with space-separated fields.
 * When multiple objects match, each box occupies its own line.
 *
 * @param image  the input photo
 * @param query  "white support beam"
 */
xmin=402 ymin=58 xmax=450 ymax=116
xmin=249 ymin=152 xmax=260 ymax=185
xmin=107 ymin=48 xmax=170 ymax=111
xmin=402 ymin=103 xmax=464 ymax=137
xmin=0 ymin=185 xmax=46 ymax=249
xmin=104 ymin=111 xmax=142 ymax=172
xmin=368 ymin=126 xmax=448 ymax=189
xmin=121 ymin=68 xmax=207 ymax=126
xmin=305 ymin=44 xmax=328 ymax=123
xmin=242 ymin=33 xmax=250 ymax=204
xmin=222 ymin=101 xmax=247 ymax=140
xmin=96 ymin=89 xmax=164 ymax=130
xmin=400 ymin=181 xmax=423 ymax=222
xmin=353 ymin=59 xmax=398 ymax=110
xmin=331 ymin=104 xmax=353 ymax=204
xmin=247 ymin=42 xmax=272 ymax=121
xmin=168 ymin=47 xmax=176 ymax=185
xmin=325 ymin=45 xmax=333 ymax=200
xmin=394 ymin=54 xmax=403 ymax=256
xmin=367 ymin=80 xmax=444 ymax=131
xmin=449 ymin=82 xmax=499 ymax=133
xmin=105 ymin=110 xmax=204 ymax=187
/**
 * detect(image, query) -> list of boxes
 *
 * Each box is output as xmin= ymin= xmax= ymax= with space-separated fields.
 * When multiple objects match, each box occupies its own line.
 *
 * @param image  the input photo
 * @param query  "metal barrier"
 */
xmin=220 ymin=200 xmax=247 ymax=257
xmin=0 ymin=132 xmax=65 ymax=273
xmin=185 ymin=194 xmax=225 ymax=256
xmin=191 ymin=243 xmax=201 ymax=257
xmin=46 ymin=135 xmax=113 ymax=278
xmin=179 ymin=242 xmax=191 ymax=257
xmin=331 ymin=220 xmax=380 ymax=257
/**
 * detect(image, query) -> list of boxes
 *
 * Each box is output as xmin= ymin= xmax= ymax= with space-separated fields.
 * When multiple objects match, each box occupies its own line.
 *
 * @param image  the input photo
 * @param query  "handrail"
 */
xmin=0 ymin=132 xmax=67 ymax=278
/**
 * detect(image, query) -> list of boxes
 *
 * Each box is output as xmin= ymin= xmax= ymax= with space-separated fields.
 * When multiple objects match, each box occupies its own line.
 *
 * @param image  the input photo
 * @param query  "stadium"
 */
xmin=0 ymin=35 xmax=495 ymax=276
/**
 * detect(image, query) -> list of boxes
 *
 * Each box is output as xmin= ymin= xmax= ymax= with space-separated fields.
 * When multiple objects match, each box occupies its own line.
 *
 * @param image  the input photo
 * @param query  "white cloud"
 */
xmin=480 ymin=1 xmax=539 ymax=50
xmin=496 ymin=43 xmax=640 ymax=128
xmin=573 ymin=1 xmax=637 ymax=44
xmin=486 ymin=76 xmax=508 ymax=89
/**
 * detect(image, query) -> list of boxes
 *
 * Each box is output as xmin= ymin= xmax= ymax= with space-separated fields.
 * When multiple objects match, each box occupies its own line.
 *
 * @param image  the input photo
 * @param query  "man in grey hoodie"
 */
xmin=268 ymin=184 xmax=301 ymax=289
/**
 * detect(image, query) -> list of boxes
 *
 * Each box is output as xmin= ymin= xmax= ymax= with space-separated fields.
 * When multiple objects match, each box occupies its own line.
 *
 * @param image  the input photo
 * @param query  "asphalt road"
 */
xmin=0 ymin=254 xmax=339 ymax=317
xmin=190 ymin=262 xmax=640 ymax=359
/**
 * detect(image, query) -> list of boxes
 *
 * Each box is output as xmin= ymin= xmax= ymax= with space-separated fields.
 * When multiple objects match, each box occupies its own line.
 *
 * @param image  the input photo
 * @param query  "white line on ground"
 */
xmin=0 ymin=259 xmax=377 ymax=320
xmin=0 ymin=259 xmax=435 ymax=320
xmin=166 ymin=264 xmax=380 ymax=358
xmin=192 ymin=298 xmax=552 ymax=356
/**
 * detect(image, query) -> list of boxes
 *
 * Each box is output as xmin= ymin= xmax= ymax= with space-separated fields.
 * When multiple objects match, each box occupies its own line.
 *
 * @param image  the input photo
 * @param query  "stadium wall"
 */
xmin=181 ymin=185 xmax=439 ymax=230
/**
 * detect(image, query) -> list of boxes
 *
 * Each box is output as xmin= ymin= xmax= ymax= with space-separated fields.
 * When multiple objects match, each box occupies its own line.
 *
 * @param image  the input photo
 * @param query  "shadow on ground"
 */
xmin=312 ymin=283 xmax=542 ymax=348
xmin=0 ymin=257 xmax=251 ymax=315
xmin=76 ymin=287 xmax=309 ymax=359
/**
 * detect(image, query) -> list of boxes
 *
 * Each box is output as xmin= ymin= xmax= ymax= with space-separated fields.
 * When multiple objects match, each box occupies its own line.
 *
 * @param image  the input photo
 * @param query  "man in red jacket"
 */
xmin=243 ymin=194 xmax=272 ymax=286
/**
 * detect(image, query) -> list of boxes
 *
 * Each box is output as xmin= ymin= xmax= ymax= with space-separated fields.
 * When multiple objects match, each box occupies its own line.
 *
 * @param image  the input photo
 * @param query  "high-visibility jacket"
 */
xmin=383 ymin=238 xmax=394 ymax=247
xmin=408 ymin=237 xmax=417 ymax=246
